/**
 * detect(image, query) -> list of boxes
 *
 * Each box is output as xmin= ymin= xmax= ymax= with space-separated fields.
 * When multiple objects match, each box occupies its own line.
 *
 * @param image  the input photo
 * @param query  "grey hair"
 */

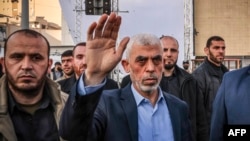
xmin=125 ymin=33 xmax=162 ymax=59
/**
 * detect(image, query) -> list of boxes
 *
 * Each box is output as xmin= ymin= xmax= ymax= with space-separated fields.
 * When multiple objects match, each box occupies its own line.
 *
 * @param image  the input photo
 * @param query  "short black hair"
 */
xmin=61 ymin=50 xmax=73 ymax=58
xmin=183 ymin=60 xmax=189 ymax=64
xmin=4 ymin=29 xmax=50 ymax=57
xmin=55 ymin=62 xmax=61 ymax=66
xmin=73 ymin=42 xmax=86 ymax=55
xmin=206 ymin=36 xmax=224 ymax=48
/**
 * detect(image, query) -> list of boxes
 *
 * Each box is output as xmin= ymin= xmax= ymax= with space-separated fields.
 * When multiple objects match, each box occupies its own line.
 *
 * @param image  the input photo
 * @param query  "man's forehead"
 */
xmin=132 ymin=44 xmax=161 ymax=50
xmin=5 ymin=42 xmax=49 ymax=58
xmin=7 ymin=34 xmax=47 ymax=47
xmin=162 ymin=41 xmax=178 ymax=48
xmin=211 ymin=40 xmax=225 ymax=45
xmin=74 ymin=46 xmax=86 ymax=52
xmin=133 ymin=52 xmax=162 ymax=58
xmin=9 ymin=32 xmax=45 ymax=41
xmin=75 ymin=45 xmax=86 ymax=50
xmin=7 ymin=32 xmax=47 ymax=45
xmin=62 ymin=56 xmax=73 ymax=60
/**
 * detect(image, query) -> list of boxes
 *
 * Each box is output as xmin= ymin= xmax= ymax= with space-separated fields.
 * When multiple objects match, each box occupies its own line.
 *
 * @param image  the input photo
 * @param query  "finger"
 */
xmin=94 ymin=14 xmax=109 ymax=39
xmin=116 ymin=37 xmax=130 ymax=60
xmin=102 ymin=12 xmax=118 ymax=38
xmin=110 ymin=16 xmax=121 ymax=40
xmin=87 ymin=22 xmax=97 ymax=41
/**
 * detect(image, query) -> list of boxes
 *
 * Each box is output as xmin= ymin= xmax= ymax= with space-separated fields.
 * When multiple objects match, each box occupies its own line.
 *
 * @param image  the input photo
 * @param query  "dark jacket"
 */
xmin=57 ymin=75 xmax=119 ymax=94
xmin=57 ymin=75 xmax=77 ymax=94
xmin=192 ymin=57 xmax=228 ymax=129
xmin=120 ymin=74 xmax=130 ymax=88
xmin=0 ymin=64 xmax=3 ymax=78
xmin=0 ymin=75 xmax=68 ymax=141
xmin=60 ymin=82 xmax=193 ymax=141
xmin=210 ymin=66 xmax=250 ymax=141
xmin=121 ymin=67 xmax=208 ymax=141
xmin=104 ymin=78 xmax=119 ymax=90
xmin=160 ymin=66 xmax=208 ymax=141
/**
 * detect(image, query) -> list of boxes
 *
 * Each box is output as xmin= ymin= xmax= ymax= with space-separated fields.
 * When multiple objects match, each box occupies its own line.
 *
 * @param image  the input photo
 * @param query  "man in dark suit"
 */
xmin=57 ymin=42 xmax=118 ymax=94
xmin=60 ymin=12 xmax=193 ymax=141
xmin=120 ymin=36 xmax=208 ymax=141
xmin=210 ymin=66 xmax=250 ymax=141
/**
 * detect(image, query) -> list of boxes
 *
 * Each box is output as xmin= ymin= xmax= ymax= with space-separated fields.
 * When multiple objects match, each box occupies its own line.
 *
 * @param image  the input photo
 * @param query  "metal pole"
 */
xmin=21 ymin=0 xmax=29 ymax=29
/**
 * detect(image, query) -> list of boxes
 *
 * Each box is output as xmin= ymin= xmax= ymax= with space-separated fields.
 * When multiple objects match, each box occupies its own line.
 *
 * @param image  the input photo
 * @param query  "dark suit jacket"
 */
xmin=210 ymin=66 xmax=250 ymax=141
xmin=57 ymin=75 xmax=119 ymax=94
xmin=160 ymin=66 xmax=208 ymax=141
xmin=121 ymin=68 xmax=208 ymax=141
xmin=60 ymin=82 xmax=193 ymax=141
xmin=57 ymin=75 xmax=77 ymax=94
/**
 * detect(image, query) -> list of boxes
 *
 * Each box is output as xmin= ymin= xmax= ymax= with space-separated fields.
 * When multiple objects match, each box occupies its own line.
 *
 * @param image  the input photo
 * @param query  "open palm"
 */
xmin=84 ymin=13 xmax=129 ymax=85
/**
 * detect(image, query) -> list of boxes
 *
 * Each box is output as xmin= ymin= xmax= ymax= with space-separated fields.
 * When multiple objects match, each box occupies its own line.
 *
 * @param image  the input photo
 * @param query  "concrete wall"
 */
xmin=194 ymin=0 xmax=250 ymax=57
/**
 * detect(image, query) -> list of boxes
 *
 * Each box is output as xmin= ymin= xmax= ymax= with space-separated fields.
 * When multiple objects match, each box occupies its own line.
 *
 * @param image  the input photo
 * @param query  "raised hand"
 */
xmin=84 ymin=12 xmax=129 ymax=85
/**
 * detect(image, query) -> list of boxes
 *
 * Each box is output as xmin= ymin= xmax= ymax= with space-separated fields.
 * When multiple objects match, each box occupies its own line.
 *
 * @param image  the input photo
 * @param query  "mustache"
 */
xmin=163 ymin=58 xmax=174 ymax=63
xmin=17 ymin=71 xmax=36 ymax=78
xmin=142 ymin=74 xmax=158 ymax=81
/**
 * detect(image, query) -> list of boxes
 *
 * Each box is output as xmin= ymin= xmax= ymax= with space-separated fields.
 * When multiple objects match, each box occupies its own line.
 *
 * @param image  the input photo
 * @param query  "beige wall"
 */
xmin=34 ymin=0 xmax=61 ymax=26
xmin=194 ymin=0 xmax=250 ymax=56
xmin=0 ymin=0 xmax=61 ymax=25
xmin=0 ymin=0 xmax=67 ymax=46
xmin=0 ymin=1 xmax=14 ymax=17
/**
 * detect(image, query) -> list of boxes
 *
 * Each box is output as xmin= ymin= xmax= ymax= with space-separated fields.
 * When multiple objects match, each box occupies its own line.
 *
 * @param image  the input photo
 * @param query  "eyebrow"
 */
xmin=9 ymin=52 xmax=42 ymax=56
xmin=152 ymin=55 xmax=162 ymax=59
xmin=135 ymin=55 xmax=162 ymax=60
xmin=213 ymin=46 xmax=226 ymax=48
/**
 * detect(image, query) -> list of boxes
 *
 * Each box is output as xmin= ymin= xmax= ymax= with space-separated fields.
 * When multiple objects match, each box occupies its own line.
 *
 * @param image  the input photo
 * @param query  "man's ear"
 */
xmin=204 ymin=47 xmax=209 ymax=56
xmin=47 ymin=59 xmax=53 ymax=74
xmin=121 ymin=59 xmax=130 ymax=73
xmin=0 ymin=57 xmax=5 ymax=73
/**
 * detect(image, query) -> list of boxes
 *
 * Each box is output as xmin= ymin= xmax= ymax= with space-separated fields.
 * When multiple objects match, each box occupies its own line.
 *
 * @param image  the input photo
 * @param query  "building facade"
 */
xmin=194 ymin=0 xmax=250 ymax=70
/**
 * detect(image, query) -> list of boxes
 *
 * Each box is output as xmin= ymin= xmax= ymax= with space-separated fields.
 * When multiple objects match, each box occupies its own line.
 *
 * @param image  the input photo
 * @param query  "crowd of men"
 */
xmin=0 ymin=12 xmax=248 ymax=141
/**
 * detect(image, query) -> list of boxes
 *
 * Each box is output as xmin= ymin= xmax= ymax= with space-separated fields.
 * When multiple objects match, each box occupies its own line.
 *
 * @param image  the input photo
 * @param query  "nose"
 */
xmin=21 ymin=57 xmax=33 ymax=70
xmin=82 ymin=58 xmax=87 ymax=68
xmin=82 ymin=57 xmax=86 ymax=63
xmin=63 ymin=61 xmax=68 ymax=67
xmin=146 ymin=60 xmax=155 ymax=72
xmin=163 ymin=50 xmax=172 ymax=58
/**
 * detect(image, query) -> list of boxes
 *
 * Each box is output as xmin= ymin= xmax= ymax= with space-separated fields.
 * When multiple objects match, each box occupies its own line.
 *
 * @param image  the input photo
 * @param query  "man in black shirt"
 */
xmin=192 ymin=36 xmax=228 ymax=137
xmin=159 ymin=35 xmax=208 ymax=141
xmin=0 ymin=29 xmax=67 ymax=141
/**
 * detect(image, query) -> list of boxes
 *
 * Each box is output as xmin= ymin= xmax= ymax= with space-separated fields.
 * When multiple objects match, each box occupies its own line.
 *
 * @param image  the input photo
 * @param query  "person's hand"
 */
xmin=84 ymin=12 xmax=129 ymax=85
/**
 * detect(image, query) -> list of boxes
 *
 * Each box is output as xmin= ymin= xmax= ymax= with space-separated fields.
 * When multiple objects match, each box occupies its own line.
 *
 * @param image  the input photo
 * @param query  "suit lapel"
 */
xmin=120 ymin=84 xmax=138 ymax=141
xmin=164 ymin=93 xmax=180 ymax=141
